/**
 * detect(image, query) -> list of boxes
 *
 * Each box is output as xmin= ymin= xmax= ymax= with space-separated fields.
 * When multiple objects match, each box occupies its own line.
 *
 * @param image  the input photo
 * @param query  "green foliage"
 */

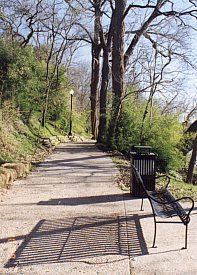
xmin=0 ymin=151 xmax=14 ymax=164
xmin=0 ymin=38 xmax=74 ymax=131
xmin=169 ymin=176 xmax=197 ymax=201
xmin=0 ymin=37 xmax=91 ymax=165
xmin=179 ymin=131 xmax=196 ymax=156
xmin=73 ymin=109 xmax=91 ymax=138
xmin=28 ymin=114 xmax=61 ymax=137
xmin=46 ymin=68 xmax=71 ymax=129
xmin=116 ymin=96 xmax=185 ymax=172
xmin=0 ymin=39 xmax=44 ymax=116
xmin=0 ymin=110 xmax=36 ymax=163
xmin=0 ymin=39 xmax=15 ymax=102
xmin=148 ymin=114 xmax=185 ymax=172
xmin=0 ymin=105 xmax=67 ymax=164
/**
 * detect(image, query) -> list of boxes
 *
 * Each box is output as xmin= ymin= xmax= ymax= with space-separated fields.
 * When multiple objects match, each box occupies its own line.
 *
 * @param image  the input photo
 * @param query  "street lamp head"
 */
xmin=70 ymin=89 xmax=74 ymax=95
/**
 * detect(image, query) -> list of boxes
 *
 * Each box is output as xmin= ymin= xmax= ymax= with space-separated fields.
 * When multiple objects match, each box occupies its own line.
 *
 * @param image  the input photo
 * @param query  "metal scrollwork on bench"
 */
xmin=131 ymin=164 xmax=194 ymax=249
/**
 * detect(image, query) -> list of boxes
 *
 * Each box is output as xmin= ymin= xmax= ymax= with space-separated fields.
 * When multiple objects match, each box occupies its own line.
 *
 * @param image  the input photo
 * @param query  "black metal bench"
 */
xmin=131 ymin=164 xmax=194 ymax=249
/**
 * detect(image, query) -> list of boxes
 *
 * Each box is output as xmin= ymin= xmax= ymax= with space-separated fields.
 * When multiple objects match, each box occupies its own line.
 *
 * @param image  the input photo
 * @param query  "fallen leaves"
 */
xmin=7 ymin=237 xmax=16 ymax=242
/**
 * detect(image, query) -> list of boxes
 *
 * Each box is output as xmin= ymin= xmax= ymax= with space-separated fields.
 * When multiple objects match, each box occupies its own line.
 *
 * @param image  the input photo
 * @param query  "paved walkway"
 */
xmin=0 ymin=142 xmax=197 ymax=275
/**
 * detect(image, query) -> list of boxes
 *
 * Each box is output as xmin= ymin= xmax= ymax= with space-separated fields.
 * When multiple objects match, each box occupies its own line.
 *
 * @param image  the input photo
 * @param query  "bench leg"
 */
xmin=141 ymin=198 xmax=144 ymax=211
xmin=182 ymin=223 xmax=188 ymax=249
xmin=152 ymin=215 xmax=157 ymax=248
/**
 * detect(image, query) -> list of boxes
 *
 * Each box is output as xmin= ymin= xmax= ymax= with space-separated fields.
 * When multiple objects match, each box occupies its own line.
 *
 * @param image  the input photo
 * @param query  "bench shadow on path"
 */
xmin=5 ymin=215 xmax=148 ymax=268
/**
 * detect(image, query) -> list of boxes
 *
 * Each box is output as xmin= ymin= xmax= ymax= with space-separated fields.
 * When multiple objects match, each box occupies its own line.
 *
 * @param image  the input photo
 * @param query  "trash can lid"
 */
xmin=132 ymin=145 xmax=152 ymax=154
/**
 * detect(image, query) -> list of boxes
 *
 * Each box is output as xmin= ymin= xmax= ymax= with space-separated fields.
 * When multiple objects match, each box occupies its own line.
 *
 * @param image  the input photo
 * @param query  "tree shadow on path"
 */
xmin=38 ymin=193 xmax=132 ymax=206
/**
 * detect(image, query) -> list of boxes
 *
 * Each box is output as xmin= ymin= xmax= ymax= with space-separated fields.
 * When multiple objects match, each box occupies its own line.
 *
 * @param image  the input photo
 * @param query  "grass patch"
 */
xmin=0 ymin=113 xmax=64 ymax=164
xmin=168 ymin=178 xmax=197 ymax=201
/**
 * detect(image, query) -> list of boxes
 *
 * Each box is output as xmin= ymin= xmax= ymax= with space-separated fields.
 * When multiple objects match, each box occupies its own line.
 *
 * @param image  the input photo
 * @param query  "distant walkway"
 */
xmin=0 ymin=141 xmax=197 ymax=275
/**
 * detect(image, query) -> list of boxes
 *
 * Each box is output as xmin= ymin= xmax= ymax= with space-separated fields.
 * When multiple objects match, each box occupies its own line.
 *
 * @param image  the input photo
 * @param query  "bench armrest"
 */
xmin=155 ymin=174 xmax=170 ymax=189
xmin=175 ymin=197 xmax=195 ymax=219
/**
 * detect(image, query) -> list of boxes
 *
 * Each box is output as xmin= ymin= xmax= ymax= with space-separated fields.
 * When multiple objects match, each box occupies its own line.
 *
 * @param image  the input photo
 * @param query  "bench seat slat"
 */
xmin=148 ymin=189 xmax=188 ymax=224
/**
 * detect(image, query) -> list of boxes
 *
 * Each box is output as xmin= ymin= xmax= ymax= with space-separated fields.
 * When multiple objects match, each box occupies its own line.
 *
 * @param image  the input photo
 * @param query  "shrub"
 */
xmin=116 ymin=96 xmax=185 ymax=172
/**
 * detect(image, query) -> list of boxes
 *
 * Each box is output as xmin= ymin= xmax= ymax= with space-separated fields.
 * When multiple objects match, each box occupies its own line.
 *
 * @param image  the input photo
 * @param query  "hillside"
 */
xmin=0 ymin=109 xmax=67 ymax=189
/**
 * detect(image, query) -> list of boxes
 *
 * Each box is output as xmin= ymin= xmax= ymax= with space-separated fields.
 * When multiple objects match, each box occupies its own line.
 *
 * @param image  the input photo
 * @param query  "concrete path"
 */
xmin=0 ymin=141 xmax=197 ymax=275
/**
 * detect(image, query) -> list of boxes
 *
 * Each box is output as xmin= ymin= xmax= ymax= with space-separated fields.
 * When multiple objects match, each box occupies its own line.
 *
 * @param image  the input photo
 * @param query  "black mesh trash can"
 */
xmin=130 ymin=146 xmax=156 ymax=197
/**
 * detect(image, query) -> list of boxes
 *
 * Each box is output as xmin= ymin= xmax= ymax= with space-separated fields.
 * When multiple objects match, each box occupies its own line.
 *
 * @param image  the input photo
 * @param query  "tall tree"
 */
xmin=107 ymin=0 xmax=197 ymax=147
xmin=90 ymin=0 xmax=102 ymax=139
xmin=107 ymin=0 xmax=126 ymax=146
xmin=97 ymin=2 xmax=114 ymax=143
xmin=0 ymin=0 xmax=78 ymax=127
xmin=186 ymin=134 xmax=197 ymax=183
xmin=186 ymin=120 xmax=197 ymax=183
xmin=66 ymin=0 xmax=103 ymax=139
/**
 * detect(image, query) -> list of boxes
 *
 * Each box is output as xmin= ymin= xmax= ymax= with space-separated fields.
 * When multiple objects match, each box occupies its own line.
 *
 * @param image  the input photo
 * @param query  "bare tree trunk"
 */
xmin=97 ymin=5 xmax=114 ymax=143
xmin=107 ymin=0 xmax=125 ymax=147
xmin=186 ymin=134 xmax=197 ymax=183
xmin=41 ymin=41 xmax=53 ymax=128
xmin=41 ymin=54 xmax=51 ymax=128
xmin=90 ymin=1 xmax=101 ymax=139
xmin=97 ymin=47 xmax=110 ymax=143
xmin=90 ymin=45 xmax=101 ymax=139
xmin=41 ymin=87 xmax=50 ymax=127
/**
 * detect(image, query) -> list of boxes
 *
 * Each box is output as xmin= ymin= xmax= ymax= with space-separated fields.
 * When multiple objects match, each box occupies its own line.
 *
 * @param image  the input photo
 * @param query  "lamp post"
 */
xmin=68 ymin=89 xmax=74 ymax=136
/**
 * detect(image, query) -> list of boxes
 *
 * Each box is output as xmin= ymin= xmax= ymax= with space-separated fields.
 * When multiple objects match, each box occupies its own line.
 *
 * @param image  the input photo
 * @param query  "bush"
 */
xmin=116 ymin=96 xmax=185 ymax=172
